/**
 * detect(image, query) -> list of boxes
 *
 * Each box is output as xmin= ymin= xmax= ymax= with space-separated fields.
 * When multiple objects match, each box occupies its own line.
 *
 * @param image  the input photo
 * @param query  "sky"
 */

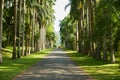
xmin=53 ymin=0 xmax=70 ymax=32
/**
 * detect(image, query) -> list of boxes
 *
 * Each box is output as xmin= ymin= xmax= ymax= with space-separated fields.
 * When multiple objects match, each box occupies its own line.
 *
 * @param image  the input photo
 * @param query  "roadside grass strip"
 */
xmin=0 ymin=48 xmax=52 ymax=80
xmin=67 ymin=50 xmax=120 ymax=80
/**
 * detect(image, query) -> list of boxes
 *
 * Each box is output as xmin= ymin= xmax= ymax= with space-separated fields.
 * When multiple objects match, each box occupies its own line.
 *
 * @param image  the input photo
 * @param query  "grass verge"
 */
xmin=67 ymin=50 xmax=120 ymax=80
xmin=0 ymin=48 xmax=52 ymax=80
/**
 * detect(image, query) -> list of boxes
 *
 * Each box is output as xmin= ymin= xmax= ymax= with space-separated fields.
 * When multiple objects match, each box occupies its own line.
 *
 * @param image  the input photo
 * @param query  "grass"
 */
xmin=67 ymin=50 xmax=120 ymax=80
xmin=0 ymin=47 xmax=52 ymax=80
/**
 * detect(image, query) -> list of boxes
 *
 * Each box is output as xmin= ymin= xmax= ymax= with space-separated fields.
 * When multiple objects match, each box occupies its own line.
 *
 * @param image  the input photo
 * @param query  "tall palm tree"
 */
xmin=24 ymin=0 xmax=31 ymax=55
xmin=31 ymin=2 xmax=35 ymax=52
xmin=68 ymin=0 xmax=82 ymax=52
xmin=17 ymin=0 xmax=22 ymax=58
xmin=0 ymin=0 xmax=4 ymax=63
xmin=21 ymin=0 xmax=25 ymax=56
xmin=12 ymin=0 xmax=18 ymax=59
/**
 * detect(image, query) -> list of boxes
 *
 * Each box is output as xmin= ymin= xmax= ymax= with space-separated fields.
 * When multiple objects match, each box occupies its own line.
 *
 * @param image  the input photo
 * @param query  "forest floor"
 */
xmin=13 ymin=49 xmax=92 ymax=80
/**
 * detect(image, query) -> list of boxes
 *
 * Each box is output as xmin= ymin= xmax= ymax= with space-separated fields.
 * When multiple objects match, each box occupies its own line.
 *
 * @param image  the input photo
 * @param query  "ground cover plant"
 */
xmin=67 ymin=50 xmax=120 ymax=80
xmin=0 ymin=47 xmax=51 ymax=80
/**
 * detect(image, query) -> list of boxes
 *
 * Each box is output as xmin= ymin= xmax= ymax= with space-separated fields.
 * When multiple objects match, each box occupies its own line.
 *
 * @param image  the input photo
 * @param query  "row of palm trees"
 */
xmin=0 ymin=0 xmax=56 ymax=63
xmin=61 ymin=0 xmax=120 ymax=64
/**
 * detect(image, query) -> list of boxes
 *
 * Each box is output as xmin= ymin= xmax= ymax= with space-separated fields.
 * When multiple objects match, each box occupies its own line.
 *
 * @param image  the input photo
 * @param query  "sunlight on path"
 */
xmin=13 ymin=49 xmax=92 ymax=80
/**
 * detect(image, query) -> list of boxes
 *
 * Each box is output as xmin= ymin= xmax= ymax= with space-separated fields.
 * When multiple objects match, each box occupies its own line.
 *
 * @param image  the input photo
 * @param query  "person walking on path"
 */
xmin=13 ymin=49 xmax=92 ymax=80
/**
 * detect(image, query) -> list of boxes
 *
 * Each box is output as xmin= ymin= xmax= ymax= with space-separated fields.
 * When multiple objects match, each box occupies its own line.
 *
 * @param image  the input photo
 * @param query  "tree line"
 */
xmin=60 ymin=0 xmax=120 ymax=66
xmin=0 ymin=0 xmax=56 ymax=63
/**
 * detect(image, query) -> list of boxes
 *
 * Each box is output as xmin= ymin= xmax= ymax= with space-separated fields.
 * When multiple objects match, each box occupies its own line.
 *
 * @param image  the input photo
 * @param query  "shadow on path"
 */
xmin=13 ymin=49 xmax=92 ymax=80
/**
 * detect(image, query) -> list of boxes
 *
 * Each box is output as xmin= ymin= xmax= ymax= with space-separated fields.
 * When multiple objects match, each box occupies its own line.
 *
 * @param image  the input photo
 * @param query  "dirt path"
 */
xmin=13 ymin=49 xmax=92 ymax=80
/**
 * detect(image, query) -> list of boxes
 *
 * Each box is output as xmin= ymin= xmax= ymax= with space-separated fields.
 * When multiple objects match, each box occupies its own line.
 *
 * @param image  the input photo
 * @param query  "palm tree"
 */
xmin=17 ymin=0 xmax=22 ymax=58
xmin=21 ymin=0 xmax=25 ymax=56
xmin=0 ymin=0 xmax=4 ymax=63
xmin=24 ymin=0 xmax=31 ymax=55
xmin=68 ymin=0 xmax=82 ymax=52
xmin=31 ymin=4 xmax=35 ymax=52
xmin=12 ymin=0 xmax=18 ymax=59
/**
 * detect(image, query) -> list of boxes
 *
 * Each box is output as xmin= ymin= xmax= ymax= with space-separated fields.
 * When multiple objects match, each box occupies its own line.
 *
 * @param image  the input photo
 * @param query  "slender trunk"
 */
xmin=88 ymin=0 xmax=93 ymax=56
xmin=95 ymin=39 xmax=101 ymax=59
xmin=78 ymin=18 xmax=82 ymax=53
xmin=103 ymin=34 xmax=108 ymax=61
xmin=80 ymin=2 xmax=85 ymax=54
xmin=12 ymin=0 xmax=18 ymax=59
xmin=17 ymin=0 xmax=21 ymax=58
xmin=22 ymin=0 xmax=25 ymax=56
xmin=109 ymin=25 xmax=115 ymax=63
xmin=25 ymin=35 xmax=28 ymax=56
xmin=86 ymin=1 xmax=90 ymax=55
xmin=43 ymin=27 xmax=46 ymax=49
xmin=28 ymin=32 xmax=31 ymax=54
xmin=40 ymin=26 xmax=43 ymax=50
xmin=31 ymin=9 xmax=35 ymax=52
xmin=25 ymin=4 xmax=30 ymax=55
xmin=39 ymin=26 xmax=46 ymax=50
xmin=118 ymin=41 xmax=120 ymax=68
xmin=76 ymin=21 xmax=79 ymax=51
xmin=0 ymin=0 xmax=4 ymax=63
xmin=38 ymin=26 xmax=41 ymax=51
xmin=109 ymin=34 xmax=115 ymax=63
xmin=109 ymin=9 xmax=115 ymax=63
xmin=7 ymin=35 xmax=10 ymax=46
xmin=84 ymin=1 xmax=87 ymax=55
xmin=92 ymin=0 xmax=96 ymax=56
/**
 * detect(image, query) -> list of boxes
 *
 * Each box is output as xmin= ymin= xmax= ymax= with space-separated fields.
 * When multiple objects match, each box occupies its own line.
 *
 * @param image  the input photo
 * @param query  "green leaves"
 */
xmin=60 ymin=15 xmax=76 ymax=49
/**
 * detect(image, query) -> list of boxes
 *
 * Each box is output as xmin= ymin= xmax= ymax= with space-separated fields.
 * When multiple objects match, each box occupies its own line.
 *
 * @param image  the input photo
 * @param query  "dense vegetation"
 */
xmin=0 ymin=0 xmax=56 ymax=63
xmin=60 ymin=0 xmax=120 ymax=66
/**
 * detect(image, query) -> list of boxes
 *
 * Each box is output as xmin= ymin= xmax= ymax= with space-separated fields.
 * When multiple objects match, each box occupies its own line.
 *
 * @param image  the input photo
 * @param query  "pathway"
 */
xmin=13 ymin=49 xmax=92 ymax=80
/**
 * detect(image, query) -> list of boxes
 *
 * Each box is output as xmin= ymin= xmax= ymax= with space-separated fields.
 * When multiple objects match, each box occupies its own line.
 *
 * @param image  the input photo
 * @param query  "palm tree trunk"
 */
xmin=12 ymin=0 xmax=18 ymax=59
xmin=31 ymin=9 xmax=35 ymax=52
xmin=109 ymin=10 xmax=115 ymax=63
xmin=43 ymin=27 xmax=46 ymax=50
xmin=109 ymin=25 xmax=115 ymax=63
xmin=17 ymin=0 xmax=22 ymax=58
xmin=76 ymin=22 xmax=79 ymax=51
xmin=103 ymin=34 xmax=108 ymax=61
xmin=95 ymin=40 xmax=101 ymax=59
xmin=0 ymin=0 xmax=4 ymax=63
xmin=25 ymin=35 xmax=28 ymax=56
xmin=118 ymin=41 xmax=120 ymax=68
xmin=78 ymin=18 xmax=82 ymax=53
xmin=86 ymin=1 xmax=90 ymax=55
xmin=88 ymin=0 xmax=94 ymax=56
xmin=25 ymin=4 xmax=30 ymax=55
xmin=21 ymin=0 xmax=25 ymax=56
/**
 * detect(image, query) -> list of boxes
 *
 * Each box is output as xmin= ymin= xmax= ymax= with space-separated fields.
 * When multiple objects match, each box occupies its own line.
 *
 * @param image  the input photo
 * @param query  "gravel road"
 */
xmin=13 ymin=49 xmax=92 ymax=80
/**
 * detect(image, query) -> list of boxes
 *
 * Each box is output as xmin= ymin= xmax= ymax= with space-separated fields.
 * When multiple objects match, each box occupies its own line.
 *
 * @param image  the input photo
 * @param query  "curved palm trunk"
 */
xmin=12 ymin=0 xmax=18 ymax=59
xmin=0 ymin=0 xmax=4 ymax=63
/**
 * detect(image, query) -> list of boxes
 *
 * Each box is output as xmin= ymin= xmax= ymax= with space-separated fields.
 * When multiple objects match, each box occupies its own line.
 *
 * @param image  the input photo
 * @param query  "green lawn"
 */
xmin=67 ymin=51 xmax=120 ymax=80
xmin=0 ymin=47 xmax=51 ymax=80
